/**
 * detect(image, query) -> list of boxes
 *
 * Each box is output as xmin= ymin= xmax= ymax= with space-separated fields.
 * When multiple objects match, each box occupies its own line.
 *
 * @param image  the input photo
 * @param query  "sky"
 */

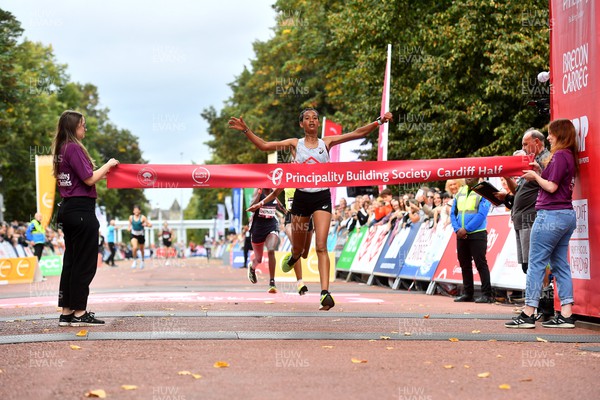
xmin=3 ymin=0 xmax=277 ymax=212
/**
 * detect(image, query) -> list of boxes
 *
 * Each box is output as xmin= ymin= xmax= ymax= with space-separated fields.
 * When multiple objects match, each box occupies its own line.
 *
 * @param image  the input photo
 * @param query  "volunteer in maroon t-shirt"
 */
xmin=51 ymin=110 xmax=119 ymax=327
xmin=506 ymin=119 xmax=578 ymax=330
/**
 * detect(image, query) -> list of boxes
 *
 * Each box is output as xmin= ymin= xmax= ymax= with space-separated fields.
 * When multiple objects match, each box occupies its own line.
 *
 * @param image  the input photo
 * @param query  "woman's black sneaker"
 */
xmin=58 ymin=312 xmax=74 ymax=327
xmin=70 ymin=312 xmax=105 ymax=326
xmin=504 ymin=311 xmax=536 ymax=329
xmin=541 ymin=313 xmax=575 ymax=329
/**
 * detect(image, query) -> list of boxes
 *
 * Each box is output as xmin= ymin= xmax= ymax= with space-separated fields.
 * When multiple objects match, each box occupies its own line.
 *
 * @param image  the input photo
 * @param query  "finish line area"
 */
xmin=2 ymin=256 xmax=600 ymax=400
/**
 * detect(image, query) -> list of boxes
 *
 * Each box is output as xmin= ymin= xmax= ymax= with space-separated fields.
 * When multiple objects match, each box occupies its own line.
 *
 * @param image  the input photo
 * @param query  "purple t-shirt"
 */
xmin=536 ymin=149 xmax=575 ymax=211
xmin=57 ymin=142 xmax=97 ymax=198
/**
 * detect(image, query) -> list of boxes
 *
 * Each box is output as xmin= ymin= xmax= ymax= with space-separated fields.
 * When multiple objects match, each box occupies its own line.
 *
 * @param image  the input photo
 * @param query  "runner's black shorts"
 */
xmin=290 ymin=189 xmax=332 ymax=217
xmin=251 ymin=220 xmax=279 ymax=244
xmin=131 ymin=234 xmax=145 ymax=245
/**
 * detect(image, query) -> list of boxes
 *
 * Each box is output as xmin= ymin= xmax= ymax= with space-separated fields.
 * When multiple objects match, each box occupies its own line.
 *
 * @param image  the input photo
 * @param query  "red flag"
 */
xmin=322 ymin=117 xmax=342 ymax=163
xmin=322 ymin=117 xmax=343 ymax=205
xmin=377 ymin=44 xmax=392 ymax=191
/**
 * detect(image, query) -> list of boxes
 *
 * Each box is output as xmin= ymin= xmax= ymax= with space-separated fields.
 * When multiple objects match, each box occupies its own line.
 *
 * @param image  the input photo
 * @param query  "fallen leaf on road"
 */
xmin=121 ymin=385 xmax=138 ymax=390
xmin=464 ymin=365 xmax=470 ymax=369
xmin=471 ymin=330 xmax=481 ymax=334
xmin=69 ymin=345 xmax=82 ymax=350
xmin=214 ymin=361 xmax=229 ymax=368
xmin=264 ymin=301 xmax=274 ymax=304
xmin=519 ymin=378 xmax=533 ymax=382
xmin=178 ymin=371 xmax=192 ymax=375
xmin=331 ymin=319 xmax=341 ymax=322
xmin=386 ymin=347 xmax=394 ymax=350
xmin=351 ymin=358 xmax=367 ymax=364
xmin=84 ymin=389 xmax=106 ymax=398
xmin=496 ymin=354 xmax=503 ymax=358
xmin=499 ymin=384 xmax=511 ymax=390
xmin=321 ymin=345 xmax=334 ymax=349
xmin=423 ymin=314 xmax=430 ymax=319
xmin=443 ymin=365 xmax=454 ymax=369
xmin=536 ymin=337 xmax=548 ymax=343
xmin=192 ymin=374 xmax=202 ymax=379
xmin=448 ymin=338 xmax=459 ymax=342
xmin=75 ymin=330 xmax=88 ymax=337
xmin=404 ymin=332 xmax=412 ymax=336
xmin=380 ymin=336 xmax=390 ymax=340
xmin=477 ymin=372 xmax=491 ymax=378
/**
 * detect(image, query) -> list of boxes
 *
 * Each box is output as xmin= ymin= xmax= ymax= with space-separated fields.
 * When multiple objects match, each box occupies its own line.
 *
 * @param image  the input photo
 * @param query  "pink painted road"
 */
xmin=1 ymin=257 xmax=599 ymax=400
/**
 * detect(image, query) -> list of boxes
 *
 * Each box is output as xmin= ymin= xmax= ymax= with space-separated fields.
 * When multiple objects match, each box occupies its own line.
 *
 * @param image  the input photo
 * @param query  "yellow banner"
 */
xmin=35 ymin=155 xmax=56 ymax=228
xmin=0 ymin=257 xmax=37 ymax=284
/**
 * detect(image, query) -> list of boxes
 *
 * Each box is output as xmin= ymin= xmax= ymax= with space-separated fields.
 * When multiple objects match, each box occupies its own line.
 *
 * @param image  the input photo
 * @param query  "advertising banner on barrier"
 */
xmin=372 ymin=221 xmax=421 ymax=278
xmin=350 ymin=226 xmax=389 ymax=275
xmin=107 ymin=156 xmax=531 ymax=189
xmin=489 ymin=227 xmax=525 ymax=290
xmin=39 ymin=255 xmax=63 ymax=276
xmin=399 ymin=223 xmax=435 ymax=280
xmin=336 ymin=227 xmax=368 ymax=271
xmin=402 ymin=223 xmax=454 ymax=281
xmin=550 ymin=0 xmax=599 ymax=317
xmin=0 ymin=257 xmax=37 ymax=284
xmin=433 ymin=214 xmax=511 ymax=285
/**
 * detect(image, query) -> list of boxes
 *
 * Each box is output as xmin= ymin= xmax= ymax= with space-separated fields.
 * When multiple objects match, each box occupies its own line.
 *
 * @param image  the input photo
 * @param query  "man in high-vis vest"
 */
xmin=26 ymin=212 xmax=46 ymax=261
xmin=450 ymin=177 xmax=493 ymax=303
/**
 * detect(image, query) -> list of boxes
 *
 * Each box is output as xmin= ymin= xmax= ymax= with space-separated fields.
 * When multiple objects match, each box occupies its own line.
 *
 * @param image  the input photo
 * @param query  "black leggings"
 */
xmin=57 ymin=197 xmax=99 ymax=311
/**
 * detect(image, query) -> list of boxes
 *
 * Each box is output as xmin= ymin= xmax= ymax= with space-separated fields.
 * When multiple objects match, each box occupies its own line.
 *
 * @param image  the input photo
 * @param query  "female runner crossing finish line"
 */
xmin=228 ymin=109 xmax=393 ymax=310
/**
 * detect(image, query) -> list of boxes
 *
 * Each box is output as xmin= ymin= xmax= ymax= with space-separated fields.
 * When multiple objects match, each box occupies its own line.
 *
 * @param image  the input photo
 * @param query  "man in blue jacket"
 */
xmin=450 ymin=177 xmax=493 ymax=303
xmin=26 ymin=212 xmax=46 ymax=261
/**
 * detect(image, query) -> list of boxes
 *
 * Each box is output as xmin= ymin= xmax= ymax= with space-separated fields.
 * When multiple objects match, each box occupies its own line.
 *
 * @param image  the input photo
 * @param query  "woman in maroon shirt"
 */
xmin=51 ymin=110 xmax=119 ymax=326
xmin=505 ymin=119 xmax=578 ymax=329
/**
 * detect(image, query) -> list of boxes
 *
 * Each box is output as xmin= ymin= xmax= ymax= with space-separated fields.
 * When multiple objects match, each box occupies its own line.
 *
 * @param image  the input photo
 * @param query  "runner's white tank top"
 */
xmin=295 ymin=138 xmax=329 ymax=193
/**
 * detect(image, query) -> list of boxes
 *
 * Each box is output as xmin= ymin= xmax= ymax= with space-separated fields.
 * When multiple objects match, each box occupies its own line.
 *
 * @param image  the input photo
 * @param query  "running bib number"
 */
xmin=259 ymin=206 xmax=276 ymax=218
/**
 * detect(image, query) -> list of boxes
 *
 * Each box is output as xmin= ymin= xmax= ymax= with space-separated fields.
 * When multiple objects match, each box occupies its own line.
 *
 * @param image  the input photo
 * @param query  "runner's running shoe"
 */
xmin=247 ymin=262 xmax=257 ymax=284
xmin=280 ymin=252 xmax=296 ymax=273
xmin=298 ymin=285 xmax=308 ymax=296
xmin=319 ymin=292 xmax=335 ymax=311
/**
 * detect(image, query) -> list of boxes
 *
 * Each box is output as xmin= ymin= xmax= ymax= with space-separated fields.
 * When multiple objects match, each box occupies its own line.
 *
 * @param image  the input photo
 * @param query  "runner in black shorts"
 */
xmin=249 ymin=188 xmax=310 ymax=295
xmin=230 ymin=108 xmax=393 ymax=310
xmin=246 ymin=188 xmax=285 ymax=293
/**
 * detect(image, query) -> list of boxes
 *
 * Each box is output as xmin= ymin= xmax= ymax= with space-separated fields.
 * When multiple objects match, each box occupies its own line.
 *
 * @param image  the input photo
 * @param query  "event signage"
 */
xmin=108 ymin=156 xmax=531 ymax=189
xmin=372 ymin=221 xmax=421 ymax=278
xmin=336 ymin=227 xmax=368 ymax=271
xmin=550 ymin=0 xmax=599 ymax=317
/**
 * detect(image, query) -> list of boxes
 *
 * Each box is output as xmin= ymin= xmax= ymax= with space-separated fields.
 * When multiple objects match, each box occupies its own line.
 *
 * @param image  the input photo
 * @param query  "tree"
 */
xmin=0 ymin=8 xmax=147 ymax=222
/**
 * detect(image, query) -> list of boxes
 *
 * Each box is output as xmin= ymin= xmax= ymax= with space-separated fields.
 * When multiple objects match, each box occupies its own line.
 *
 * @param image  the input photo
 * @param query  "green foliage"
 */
xmin=196 ymin=0 xmax=549 ymax=200
xmin=0 ymin=9 xmax=147 ymax=222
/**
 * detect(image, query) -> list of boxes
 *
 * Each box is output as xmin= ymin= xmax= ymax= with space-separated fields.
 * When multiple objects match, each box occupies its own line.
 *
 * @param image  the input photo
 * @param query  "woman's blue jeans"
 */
xmin=526 ymin=209 xmax=577 ymax=308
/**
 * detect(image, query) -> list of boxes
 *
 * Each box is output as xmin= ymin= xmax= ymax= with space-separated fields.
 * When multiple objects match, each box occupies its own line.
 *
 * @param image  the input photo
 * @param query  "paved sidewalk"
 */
xmin=1 ymin=257 xmax=599 ymax=400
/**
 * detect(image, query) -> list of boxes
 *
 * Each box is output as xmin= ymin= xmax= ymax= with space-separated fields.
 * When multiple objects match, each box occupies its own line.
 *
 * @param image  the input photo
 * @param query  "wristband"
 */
xmin=376 ymin=117 xmax=383 ymax=126
xmin=242 ymin=128 xmax=249 ymax=134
